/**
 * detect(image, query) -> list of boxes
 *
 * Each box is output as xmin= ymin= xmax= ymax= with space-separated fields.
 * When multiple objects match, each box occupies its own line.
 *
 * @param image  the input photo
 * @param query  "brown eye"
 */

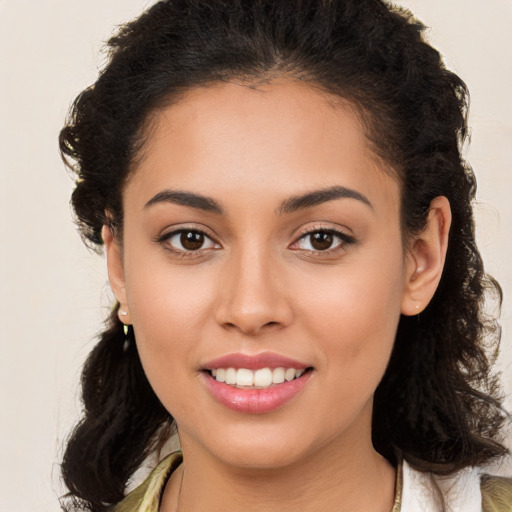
xmin=310 ymin=232 xmax=334 ymax=251
xmin=164 ymin=229 xmax=218 ymax=252
xmin=180 ymin=231 xmax=205 ymax=250
xmin=292 ymin=229 xmax=355 ymax=253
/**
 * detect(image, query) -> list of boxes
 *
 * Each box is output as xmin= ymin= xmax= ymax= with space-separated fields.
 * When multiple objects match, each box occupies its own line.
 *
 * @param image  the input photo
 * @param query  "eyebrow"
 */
xmin=144 ymin=190 xmax=224 ymax=214
xmin=277 ymin=185 xmax=373 ymax=215
xmin=144 ymin=185 xmax=373 ymax=216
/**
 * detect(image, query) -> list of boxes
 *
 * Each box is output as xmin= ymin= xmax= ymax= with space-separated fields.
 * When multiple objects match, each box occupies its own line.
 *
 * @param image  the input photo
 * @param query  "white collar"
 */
xmin=401 ymin=459 xmax=482 ymax=512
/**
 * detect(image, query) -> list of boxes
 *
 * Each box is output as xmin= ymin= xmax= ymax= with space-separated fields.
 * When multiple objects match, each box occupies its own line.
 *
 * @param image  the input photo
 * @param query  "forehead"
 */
xmin=127 ymin=79 xmax=399 ymax=214
xmin=142 ymin=79 xmax=367 ymax=163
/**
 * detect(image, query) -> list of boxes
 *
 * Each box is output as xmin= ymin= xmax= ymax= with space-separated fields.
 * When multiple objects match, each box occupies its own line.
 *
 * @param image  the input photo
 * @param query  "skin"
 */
xmin=103 ymin=79 xmax=451 ymax=511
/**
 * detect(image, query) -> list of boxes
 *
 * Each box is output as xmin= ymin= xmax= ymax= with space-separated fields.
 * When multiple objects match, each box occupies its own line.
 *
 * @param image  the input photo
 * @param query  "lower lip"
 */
xmin=203 ymin=371 xmax=312 ymax=414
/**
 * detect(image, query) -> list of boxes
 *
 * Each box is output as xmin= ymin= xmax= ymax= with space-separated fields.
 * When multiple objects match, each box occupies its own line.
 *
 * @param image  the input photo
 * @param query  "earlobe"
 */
xmin=401 ymin=196 xmax=452 ymax=316
xmin=102 ymin=225 xmax=131 ymax=323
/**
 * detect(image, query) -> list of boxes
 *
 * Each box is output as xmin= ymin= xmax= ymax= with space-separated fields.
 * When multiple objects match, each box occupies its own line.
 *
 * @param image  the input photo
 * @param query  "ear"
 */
xmin=102 ymin=225 xmax=132 ymax=324
xmin=401 ymin=196 xmax=452 ymax=316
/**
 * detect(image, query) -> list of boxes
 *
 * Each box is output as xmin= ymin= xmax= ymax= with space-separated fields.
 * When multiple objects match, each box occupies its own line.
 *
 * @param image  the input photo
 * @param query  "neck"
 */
xmin=162 ymin=428 xmax=396 ymax=512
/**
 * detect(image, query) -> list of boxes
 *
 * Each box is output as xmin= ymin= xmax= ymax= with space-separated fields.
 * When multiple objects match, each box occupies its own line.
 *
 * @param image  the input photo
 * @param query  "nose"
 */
xmin=215 ymin=245 xmax=293 ymax=335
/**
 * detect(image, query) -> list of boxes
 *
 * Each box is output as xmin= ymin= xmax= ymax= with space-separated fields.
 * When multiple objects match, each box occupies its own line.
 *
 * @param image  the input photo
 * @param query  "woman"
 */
xmin=59 ymin=0 xmax=512 ymax=510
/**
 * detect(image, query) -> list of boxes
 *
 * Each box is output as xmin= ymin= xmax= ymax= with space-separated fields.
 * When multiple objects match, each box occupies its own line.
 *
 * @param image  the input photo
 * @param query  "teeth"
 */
xmin=211 ymin=367 xmax=307 ymax=388
xmin=225 ymin=368 xmax=237 ymax=385
xmin=236 ymin=368 xmax=254 ymax=387
xmin=272 ymin=367 xmax=285 ymax=384
xmin=254 ymin=368 xmax=273 ymax=387
xmin=284 ymin=368 xmax=296 ymax=382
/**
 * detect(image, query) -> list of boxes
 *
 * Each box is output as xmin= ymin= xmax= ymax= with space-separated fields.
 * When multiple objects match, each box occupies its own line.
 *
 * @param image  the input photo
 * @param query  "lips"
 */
xmin=203 ymin=352 xmax=310 ymax=371
xmin=201 ymin=352 xmax=313 ymax=413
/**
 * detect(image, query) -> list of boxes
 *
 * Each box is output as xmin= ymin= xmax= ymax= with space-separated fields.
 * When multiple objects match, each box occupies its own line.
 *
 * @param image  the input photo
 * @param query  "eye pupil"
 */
xmin=311 ymin=232 xmax=333 ymax=250
xmin=180 ymin=231 xmax=204 ymax=250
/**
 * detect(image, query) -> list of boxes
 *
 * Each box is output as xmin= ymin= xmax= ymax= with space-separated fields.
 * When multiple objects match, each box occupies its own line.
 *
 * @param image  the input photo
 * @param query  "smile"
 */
xmin=210 ymin=367 xmax=306 ymax=389
xmin=201 ymin=353 xmax=313 ymax=413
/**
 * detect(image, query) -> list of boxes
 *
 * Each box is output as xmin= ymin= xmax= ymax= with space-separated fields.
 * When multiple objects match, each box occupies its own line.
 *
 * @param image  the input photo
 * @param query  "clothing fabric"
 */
xmin=112 ymin=451 xmax=512 ymax=512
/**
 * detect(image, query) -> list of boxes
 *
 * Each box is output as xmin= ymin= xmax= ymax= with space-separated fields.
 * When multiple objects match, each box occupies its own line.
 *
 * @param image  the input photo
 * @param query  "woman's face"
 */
xmin=108 ymin=80 xmax=419 ymax=469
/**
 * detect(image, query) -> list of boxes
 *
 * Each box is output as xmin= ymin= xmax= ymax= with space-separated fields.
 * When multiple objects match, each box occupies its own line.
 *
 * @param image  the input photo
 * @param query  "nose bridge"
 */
xmin=216 ymin=240 xmax=291 ymax=334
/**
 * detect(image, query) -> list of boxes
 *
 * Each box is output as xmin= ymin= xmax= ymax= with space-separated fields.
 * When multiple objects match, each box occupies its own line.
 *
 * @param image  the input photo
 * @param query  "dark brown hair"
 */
xmin=60 ymin=1 xmax=508 ymax=510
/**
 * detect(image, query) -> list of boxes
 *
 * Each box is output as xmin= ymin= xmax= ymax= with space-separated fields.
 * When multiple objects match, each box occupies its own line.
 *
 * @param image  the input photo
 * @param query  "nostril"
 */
xmin=215 ymin=297 xmax=293 ymax=334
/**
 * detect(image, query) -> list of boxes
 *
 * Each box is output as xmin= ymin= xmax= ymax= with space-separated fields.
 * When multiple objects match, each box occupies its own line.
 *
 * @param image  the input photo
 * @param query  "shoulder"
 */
xmin=480 ymin=473 xmax=512 ymax=512
xmin=401 ymin=458 xmax=512 ymax=512
xmin=112 ymin=452 xmax=183 ymax=512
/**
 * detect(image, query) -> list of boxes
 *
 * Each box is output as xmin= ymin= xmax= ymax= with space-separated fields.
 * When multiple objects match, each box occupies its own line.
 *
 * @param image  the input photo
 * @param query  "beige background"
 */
xmin=0 ymin=1 xmax=510 ymax=510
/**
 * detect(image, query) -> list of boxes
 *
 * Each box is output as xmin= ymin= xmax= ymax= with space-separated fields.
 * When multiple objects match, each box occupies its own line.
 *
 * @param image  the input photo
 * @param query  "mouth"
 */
xmin=201 ymin=353 xmax=314 ymax=413
xmin=204 ymin=367 xmax=313 ymax=389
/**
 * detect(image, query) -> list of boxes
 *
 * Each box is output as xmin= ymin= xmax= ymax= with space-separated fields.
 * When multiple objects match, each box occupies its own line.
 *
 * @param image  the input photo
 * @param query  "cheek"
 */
xmin=123 ymin=252 xmax=217 ymax=375
xmin=296 ymin=252 xmax=405 ymax=379
xmin=124 ymin=264 xmax=218 ymax=420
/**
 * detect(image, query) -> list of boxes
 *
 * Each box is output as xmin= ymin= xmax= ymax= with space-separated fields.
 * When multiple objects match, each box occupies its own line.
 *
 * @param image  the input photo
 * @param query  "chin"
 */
xmin=188 ymin=419 xmax=322 ymax=471
xmin=218 ymin=441 xmax=306 ymax=470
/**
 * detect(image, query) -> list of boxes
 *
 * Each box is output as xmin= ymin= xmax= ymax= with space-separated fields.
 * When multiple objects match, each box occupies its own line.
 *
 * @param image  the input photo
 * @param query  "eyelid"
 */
xmin=292 ymin=223 xmax=355 ymax=241
xmin=289 ymin=224 xmax=356 ymax=253
xmin=155 ymin=224 xmax=222 ymax=253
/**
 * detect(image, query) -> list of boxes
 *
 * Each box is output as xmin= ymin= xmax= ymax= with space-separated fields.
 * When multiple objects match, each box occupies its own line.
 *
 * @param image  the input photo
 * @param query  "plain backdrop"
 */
xmin=0 ymin=1 xmax=511 ymax=510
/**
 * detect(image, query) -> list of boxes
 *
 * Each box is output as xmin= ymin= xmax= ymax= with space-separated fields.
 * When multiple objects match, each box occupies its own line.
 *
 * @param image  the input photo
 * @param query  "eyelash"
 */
xmin=156 ymin=227 xmax=220 ymax=257
xmin=156 ymin=226 xmax=356 ymax=257
xmin=290 ymin=228 xmax=356 ymax=255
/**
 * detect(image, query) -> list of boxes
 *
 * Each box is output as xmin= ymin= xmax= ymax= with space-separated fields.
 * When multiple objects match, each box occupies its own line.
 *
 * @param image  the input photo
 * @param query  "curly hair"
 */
xmin=59 ymin=1 xmax=508 ymax=510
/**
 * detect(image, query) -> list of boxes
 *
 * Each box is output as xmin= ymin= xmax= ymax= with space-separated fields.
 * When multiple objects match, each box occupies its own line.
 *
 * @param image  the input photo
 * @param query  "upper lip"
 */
xmin=202 ymin=352 xmax=310 ymax=371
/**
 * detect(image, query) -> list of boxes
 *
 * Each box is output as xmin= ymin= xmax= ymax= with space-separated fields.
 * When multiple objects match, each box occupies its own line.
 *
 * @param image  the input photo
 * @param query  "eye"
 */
xmin=164 ymin=229 xmax=219 ymax=252
xmin=292 ymin=229 xmax=354 ymax=252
